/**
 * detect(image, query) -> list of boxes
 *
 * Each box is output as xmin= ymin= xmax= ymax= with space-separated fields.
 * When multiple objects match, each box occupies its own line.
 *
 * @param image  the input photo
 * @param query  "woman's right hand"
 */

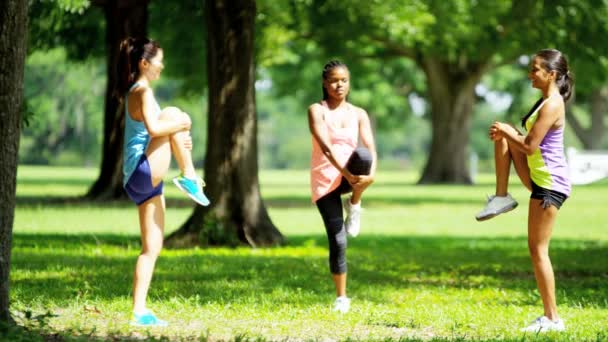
xmin=344 ymin=170 xmax=357 ymax=185
xmin=179 ymin=111 xmax=192 ymax=130
xmin=182 ymin=133 xmax=193 ymax=150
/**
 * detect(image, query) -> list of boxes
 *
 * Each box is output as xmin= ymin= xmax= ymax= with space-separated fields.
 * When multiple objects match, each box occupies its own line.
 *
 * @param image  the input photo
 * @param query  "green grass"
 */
xmin=8 ymin=166 xmax=608 ymax=341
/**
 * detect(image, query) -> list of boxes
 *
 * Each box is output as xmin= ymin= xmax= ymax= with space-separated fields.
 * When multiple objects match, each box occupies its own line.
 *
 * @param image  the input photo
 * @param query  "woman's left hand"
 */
xmin=489 ymin=121 xmax=517 ymax=141
xmin=351 ymin=175 xmax=374 ymax=192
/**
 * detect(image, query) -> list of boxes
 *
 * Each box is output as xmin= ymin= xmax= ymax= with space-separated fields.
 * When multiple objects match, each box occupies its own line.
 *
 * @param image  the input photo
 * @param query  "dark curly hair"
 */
xmin=321 ymin=60 xmax=348 ymax=100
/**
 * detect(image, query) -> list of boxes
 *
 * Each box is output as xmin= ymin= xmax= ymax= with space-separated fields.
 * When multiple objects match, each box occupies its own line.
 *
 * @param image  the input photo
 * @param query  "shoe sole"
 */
xmin=172 ymin=178 xmax=210 ymax=206
xmin=475 ymin=202 xmax=518 ymax=222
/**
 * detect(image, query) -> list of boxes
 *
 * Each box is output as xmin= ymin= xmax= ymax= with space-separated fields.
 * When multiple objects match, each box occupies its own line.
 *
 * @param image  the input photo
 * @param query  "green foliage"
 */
xmin=22 ymin=0 xmax=608 ymax=170
xmin=20 ymin=48 xmax=105 ymax=166
xmin=148 ymin=1 xmax=207 ymax=96
xmin=10 ymin=166 xmax=608 ymax=340
xmin=28 ymin=0 xmax=104 ymax=61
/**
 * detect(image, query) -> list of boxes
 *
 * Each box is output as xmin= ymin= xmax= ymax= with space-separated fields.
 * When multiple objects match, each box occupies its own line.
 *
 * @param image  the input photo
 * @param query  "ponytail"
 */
xmin=557 ymin=70 xmax=574 ymax=102
xmin=114 ymin=37 xmax=161 ymax=99
xmin=535 ymin=49 xmax=574 ymax=102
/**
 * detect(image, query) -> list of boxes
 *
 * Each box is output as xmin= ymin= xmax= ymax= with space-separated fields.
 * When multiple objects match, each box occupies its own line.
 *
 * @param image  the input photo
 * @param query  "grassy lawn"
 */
xmin=8 ymin=166 xmax=608 ymax=341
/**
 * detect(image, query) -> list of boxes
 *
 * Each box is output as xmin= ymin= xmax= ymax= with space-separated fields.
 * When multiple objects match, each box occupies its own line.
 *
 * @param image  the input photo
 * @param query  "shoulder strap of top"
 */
xmin=128 ymin=82 xmax=140 ymax=92
xmin=125 ymin=82 xmax=142 ymax=122
xmin=520 ymin=93 xmax=560 ymax=128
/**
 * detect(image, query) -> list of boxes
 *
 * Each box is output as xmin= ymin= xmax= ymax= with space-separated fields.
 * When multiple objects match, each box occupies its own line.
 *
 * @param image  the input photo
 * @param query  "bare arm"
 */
xmin=348 ymin=108 xmax=376 ymax=191
xmin=308 ymin=104 xmax=356 ymax=183
xmin=134 ymin=88 xmax=190 ymax=137
xmin=358 ymin=108 xmax=377 ymax=178
xmin=492 ymin=98 xmax=563 ymax=155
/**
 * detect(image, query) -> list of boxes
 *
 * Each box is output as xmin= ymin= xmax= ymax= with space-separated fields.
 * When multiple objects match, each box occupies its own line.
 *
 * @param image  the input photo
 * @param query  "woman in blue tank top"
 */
xmin=116 ymin=37 xmax=210 ymax=327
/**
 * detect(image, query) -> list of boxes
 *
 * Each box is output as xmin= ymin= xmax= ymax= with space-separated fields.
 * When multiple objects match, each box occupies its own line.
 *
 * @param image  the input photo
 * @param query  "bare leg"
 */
xmin=150 ymin=107 xmax=196 ymax=180
xmin=332 ymin=273 xmax=346 ymax=297
xmin=169 ymin=128 xmax=196 ymax=179
xmin=494 ymin=137 xmax=511 ymax=196
xmin=146 ymin=135 xmax=171 ymax=187
xmin=528 ymin=199 xmax=559 ymax=320
xmin=494 ymin=137 xmax=532 ymax=194
xmin=350 ymin=189 xmax=363 ymax=205
xmin=132 ymin=195 xmax=165 ymax=313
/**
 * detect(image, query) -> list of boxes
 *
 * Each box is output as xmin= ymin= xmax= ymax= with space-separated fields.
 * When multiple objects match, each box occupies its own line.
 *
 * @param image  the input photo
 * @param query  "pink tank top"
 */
xmin=310 ymin=101 xmax=358 ymax=203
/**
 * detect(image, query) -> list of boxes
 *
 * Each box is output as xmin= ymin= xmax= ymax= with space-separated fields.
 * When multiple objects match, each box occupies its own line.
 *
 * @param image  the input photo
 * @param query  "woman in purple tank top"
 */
xmin=475 ymin=49 xmax=574 ymax=333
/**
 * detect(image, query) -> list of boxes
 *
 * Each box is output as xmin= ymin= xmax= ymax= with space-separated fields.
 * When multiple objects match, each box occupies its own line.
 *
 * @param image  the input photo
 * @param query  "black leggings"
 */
xmin=315 ymin=147 xmax=373 ymax=274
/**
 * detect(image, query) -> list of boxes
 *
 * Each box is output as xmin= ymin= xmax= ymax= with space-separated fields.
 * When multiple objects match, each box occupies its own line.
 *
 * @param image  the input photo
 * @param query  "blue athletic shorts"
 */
xmin=124 ymin=155 xmax=163 ymax=205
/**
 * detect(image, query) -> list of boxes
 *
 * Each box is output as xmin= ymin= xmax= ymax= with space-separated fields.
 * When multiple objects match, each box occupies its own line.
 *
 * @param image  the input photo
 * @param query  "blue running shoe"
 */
xmin=130 ymin=310 xmax=168 ymax=327
xmin=172 ymin=174 xmax=210 ymax=206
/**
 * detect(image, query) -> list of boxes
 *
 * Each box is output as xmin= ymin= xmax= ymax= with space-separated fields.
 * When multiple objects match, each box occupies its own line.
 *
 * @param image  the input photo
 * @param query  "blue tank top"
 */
xmin=122 ymin=82 xmax=161 ymax=185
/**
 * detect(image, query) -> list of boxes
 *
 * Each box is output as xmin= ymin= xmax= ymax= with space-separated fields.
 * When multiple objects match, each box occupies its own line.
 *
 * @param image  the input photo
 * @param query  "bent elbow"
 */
xmin=525 ymin=147 xmax=536 ymax=156
xmin=147 ymin=127 xmax=162 ymax=138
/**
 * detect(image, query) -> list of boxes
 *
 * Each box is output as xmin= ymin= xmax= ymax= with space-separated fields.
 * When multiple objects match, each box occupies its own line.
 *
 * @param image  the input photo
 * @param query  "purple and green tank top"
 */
xmin=524 ymin=94 xmax=571 ymax=197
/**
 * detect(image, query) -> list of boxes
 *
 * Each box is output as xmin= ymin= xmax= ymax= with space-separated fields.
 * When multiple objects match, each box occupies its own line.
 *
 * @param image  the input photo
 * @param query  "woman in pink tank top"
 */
xmin=308 ymin=60 xmax=377 ymax=313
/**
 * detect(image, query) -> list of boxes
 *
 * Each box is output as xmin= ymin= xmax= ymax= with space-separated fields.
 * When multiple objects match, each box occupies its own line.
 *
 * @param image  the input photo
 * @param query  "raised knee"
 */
xmin=353 ymin=147 xmax=372 ymax=162
xmin=494 ymin=136 xmax=508 ymax=145
xmin=159 ymin=106 xmax=182 ymax=119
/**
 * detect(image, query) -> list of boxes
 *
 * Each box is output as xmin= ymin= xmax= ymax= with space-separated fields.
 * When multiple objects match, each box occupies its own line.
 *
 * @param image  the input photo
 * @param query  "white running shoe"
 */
xmin=475 ymin=193 xmax=518 ymax=221
xmin=343 ymin=198 xmax=362 ymax=237
xmin=332 ymin=296 xmax=350 ymax=313
xmin=521 ymin=316 xmax=565 ymax=333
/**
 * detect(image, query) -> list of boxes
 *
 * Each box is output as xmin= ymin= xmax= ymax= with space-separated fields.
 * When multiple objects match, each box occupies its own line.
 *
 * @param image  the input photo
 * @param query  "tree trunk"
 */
xmin=417 ymin=58 xmax=485 ymax=184
xmin=166 ymin=0 xmax=284 ymax=248
xmin=86 ymin=0 xmax=148 ymax=200
xmin=567 ymin=86 xmax=607 ymax=149
xmin=0 ymin=0 xmax=28 ymax=324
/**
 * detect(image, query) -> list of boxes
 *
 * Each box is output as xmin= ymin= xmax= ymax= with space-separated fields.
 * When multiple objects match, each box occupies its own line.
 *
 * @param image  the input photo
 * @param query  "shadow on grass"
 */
xmin=16 ymin=195 xmax=198 ymax=209
xmin=12 ymin=233 xmax=608 ymax=309
xmin=16 ymin=194 xmax=490 ymax=209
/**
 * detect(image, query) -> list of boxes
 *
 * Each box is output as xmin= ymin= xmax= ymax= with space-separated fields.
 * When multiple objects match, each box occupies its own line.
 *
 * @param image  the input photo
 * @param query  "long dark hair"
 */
xmin=115 ymin=37 xmax=161 ymax=99
xmin=535 ymin=49 xmax=574 ymax=102
xmin=521 ymin=49 xmax=574 ymax=127
xmin=321 ymin=60 xmax=348 ymax=100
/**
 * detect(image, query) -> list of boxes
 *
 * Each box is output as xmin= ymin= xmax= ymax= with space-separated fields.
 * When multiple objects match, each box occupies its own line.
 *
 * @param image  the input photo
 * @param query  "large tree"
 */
xmin=27 ymin=0 xmax=147 ymax=198
xmin=279 ymin=0 xmax=608 ymax=183
xmin=86 ymin=0 xmax=149 ymax=199
xmin=166 ymin=0 xmax=283 ymax=247
xmin=0 ymin=0 xmax=28 ymax=324
xmin=567 ymin=86 xmax=607 ymax=149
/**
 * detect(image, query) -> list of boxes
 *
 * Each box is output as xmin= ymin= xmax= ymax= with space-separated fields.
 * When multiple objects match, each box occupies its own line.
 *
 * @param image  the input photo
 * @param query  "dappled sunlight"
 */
xmin=11 ymin=167 xmax=608 ymax=339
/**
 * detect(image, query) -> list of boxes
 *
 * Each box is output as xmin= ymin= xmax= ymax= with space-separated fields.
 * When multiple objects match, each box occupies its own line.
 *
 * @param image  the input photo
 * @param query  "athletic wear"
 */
xmin=531 ymin=180 xmax=567 ymax=209
xmin=123 ymin=82 xmax=161 ymax=186
xmin=343 ymin=198 xmax=362 ymax=237
xmin=124 ymin=155 xmax=163 ymax=205
xmin=524 ymin=94 xmax=571 ymax=198
xmin=316 ymin=148 xmax=372 ymax=274
xmin=131 ymin=309 xmax=168 ymax=327
xmin=521 ymin=316 xmax=565 ymax=333
xmin=475 ymin=193 xmax=518 ymax=221
xmin=310 ymin=101 xmax=358 ymax=203
xmin=172 ymin=174 xmax=210 ymax=206
xmin=332 ymin=296 xmax=350 ymax=313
